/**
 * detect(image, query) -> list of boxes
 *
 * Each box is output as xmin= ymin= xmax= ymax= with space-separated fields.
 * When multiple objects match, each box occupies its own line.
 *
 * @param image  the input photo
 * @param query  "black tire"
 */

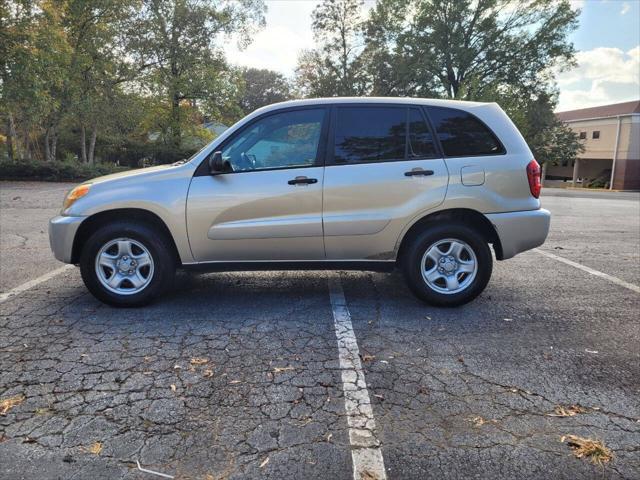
xmin=401 ymin=223 xmax=492 ymax=307
xmin=79 ymin=221 xmax=176 ymax=307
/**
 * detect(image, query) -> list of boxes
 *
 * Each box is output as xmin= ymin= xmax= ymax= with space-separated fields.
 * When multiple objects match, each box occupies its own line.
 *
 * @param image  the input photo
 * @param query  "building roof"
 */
xmin=556 ymin=100 xmax=640 ymax=121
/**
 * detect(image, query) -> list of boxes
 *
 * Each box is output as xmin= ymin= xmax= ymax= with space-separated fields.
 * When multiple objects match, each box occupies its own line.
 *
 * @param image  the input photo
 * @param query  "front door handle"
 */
xmin=404 ymin=168 xmax=434 ymax=177
xmin=288 ymin=176 xmax=318 ymax=185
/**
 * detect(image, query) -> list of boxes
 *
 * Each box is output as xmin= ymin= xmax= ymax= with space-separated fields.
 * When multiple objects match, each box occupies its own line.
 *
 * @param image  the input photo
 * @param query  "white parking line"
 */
xmin=534 ymin=249 xmax=640 ymax=294
xmin=328 ymin=276 xmax=387 ymax=480
xmin=0 ymin=265 xmax=74 ymax=305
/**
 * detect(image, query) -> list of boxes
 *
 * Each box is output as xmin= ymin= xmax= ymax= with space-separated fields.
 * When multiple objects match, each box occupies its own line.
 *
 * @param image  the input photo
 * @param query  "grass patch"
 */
xmin=561 ymin=435 xmax=613 ymax=465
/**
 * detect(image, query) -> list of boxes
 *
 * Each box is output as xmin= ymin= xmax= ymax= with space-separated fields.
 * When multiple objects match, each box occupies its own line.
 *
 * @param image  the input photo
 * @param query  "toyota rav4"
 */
xmin=49 ymin=98 xmax=550 ymax=307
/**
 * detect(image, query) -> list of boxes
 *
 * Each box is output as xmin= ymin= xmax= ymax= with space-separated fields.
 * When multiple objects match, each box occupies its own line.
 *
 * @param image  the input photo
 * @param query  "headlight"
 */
xmin=63 ymin=184 xmax=91 ymax=210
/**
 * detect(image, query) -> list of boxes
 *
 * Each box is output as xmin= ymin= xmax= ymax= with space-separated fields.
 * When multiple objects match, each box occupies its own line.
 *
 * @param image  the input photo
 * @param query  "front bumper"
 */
xmin=486 ymin=208 xmax=551 ymax=260
xmin=49 ymin=215 xmax=86 ymax=263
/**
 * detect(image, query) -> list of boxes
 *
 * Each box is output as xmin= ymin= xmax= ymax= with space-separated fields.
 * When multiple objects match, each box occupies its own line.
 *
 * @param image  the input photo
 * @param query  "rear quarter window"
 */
xmin=427 ymin=106 xmax=505 ymax=157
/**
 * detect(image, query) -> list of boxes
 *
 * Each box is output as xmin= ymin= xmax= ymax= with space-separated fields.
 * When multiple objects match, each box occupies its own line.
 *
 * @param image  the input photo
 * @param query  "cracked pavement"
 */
xmin=1 ymin=182 xmax=639 ymax=479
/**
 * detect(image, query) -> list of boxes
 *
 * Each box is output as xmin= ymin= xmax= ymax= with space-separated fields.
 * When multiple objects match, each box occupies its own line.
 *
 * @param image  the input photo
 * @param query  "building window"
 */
xmin=579 ymin=131 xmax=587 ymax=139
xmin=592 ymin=131 xmax=600 ymax=139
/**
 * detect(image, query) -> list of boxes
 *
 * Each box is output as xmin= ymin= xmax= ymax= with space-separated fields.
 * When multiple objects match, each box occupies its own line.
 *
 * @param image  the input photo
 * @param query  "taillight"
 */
xmin=526 ymin=159 xmax=541 ymax=198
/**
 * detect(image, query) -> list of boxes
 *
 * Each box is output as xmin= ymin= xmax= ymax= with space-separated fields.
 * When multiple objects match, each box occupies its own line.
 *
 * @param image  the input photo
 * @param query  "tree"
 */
xmin=362 ymin=0 xmax=579 ymax=99
xmin=238 ymin=67 xmax=292 ymax=114
xmin=296 ymin=0 xmax=366 ymax=97
xmin=128 ymin=0 xmax=265 ymax=148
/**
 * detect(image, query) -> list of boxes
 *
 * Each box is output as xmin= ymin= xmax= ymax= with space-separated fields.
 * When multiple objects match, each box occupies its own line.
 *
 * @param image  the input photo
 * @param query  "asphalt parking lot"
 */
xmin=1 ymin=181 xmax=639 ymax=480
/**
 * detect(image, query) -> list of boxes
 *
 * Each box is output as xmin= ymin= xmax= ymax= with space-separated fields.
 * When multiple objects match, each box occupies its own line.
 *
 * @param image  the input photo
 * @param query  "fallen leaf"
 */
xmin=190 ymin=358 xmax=209 ymax=365
xmin=203 ymin=369 xmax=214 ymax=378
xmin=326 ymin=433 xmax=333 ymax=441
xmin=259 ymin=457 xmax=269 ymax=468
xmin=273 ymin=366 xmax=295 ymax=373
xmin=170 ymin=384 xmax=177 ymax=392
xmin=360 ymin=470 xmax=379 ymax=480
xmin=229 ymin=380 xmax=241 ymax=384
xmin=0 ymin=394 xmax=25 ymax=415
xmin=361 ymin=354 xmax=375 ymax=362
xmin=87 ymin=442 xmax=103 ymax=455
xmin=548 ymin=405 xmax=587 ymax=417
xmin=469 ymin=416 xmax=496 ymax=427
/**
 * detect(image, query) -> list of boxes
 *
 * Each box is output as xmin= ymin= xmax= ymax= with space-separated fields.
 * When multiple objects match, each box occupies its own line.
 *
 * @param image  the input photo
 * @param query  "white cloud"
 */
xmin=621 ymin=2 xmax=631 ymax=15
xmin=557 ymin=46 xmax=640 ymax=111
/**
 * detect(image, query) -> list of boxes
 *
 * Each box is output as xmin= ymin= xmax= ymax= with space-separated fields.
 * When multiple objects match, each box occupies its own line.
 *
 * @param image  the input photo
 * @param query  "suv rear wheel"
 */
xmin=401 ymin=224 xmax=492 ymax=307
xmin=80 ymin=221 xmax=176 ymax=307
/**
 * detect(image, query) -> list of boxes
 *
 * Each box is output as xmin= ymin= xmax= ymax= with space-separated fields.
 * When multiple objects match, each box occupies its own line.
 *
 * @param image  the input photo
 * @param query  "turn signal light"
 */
xmin=63 ymin=184 xmax=91 ymax=210
xmin=526 ymin=159 xmax=541 ymax=199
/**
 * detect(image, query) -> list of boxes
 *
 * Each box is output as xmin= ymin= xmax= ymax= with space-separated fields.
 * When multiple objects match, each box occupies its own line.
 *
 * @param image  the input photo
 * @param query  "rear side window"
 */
xmin=427 ymin=106 xmax=505 ymax=157
xmin=408 ymin=108 xmax=437 ymax=158
xmin=334 ymin=107 xmax=406 ymax=164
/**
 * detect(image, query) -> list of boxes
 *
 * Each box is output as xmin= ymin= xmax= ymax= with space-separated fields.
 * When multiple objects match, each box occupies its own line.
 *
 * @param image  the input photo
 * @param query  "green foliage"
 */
xmin=239 ymin=68 xmax=293 ymax=114
xmin=361 ymin=0 xmax=579 ymax=99
xmin=0 ymin=159 xmax=128 ymax=182
xmin=1 ymin=0 xmax=265 ymax=175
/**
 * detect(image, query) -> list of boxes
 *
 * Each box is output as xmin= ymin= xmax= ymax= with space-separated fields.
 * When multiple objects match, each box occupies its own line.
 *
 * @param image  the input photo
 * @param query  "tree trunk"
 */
xmin=44 ymin=127 xmax=51 ymax=162
xmin=45 ymin=125 xmax=57 ymax=162
xmin=50 ymin=127 xmax=57 ymax=161
xmin=80 ymin=124 xmax=87 ymax=163
xmin=6 ymin=116 xmax=15 ymax=161
xmin=88 ymin=124 xmax=97 ymax=165
xmin=23 ymin=131 xmax=32 ymax=161
xmin=170 ymin=93 xmax=181 ymax=148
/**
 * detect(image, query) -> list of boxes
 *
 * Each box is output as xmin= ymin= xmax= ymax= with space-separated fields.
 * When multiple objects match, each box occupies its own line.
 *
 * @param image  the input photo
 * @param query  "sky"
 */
xmin=224 ymin=0 xmax=640 ymax=112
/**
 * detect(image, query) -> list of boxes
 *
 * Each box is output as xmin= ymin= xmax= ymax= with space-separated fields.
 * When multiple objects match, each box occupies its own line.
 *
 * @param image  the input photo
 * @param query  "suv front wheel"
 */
xmin=79 ymin=221 xmax=176 ymax=307
xmin=401 ymin=224 xmax=492 ymax=307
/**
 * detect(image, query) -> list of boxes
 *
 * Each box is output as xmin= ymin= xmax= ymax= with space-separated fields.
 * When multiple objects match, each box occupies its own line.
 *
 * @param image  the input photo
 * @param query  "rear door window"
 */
xmin=333 ymin=107 xmax=406 ymax=164
xmin=408 ymin=108 xmax=437 ymax=158
xmin=427 ymin=106 xmax=505 ymax=157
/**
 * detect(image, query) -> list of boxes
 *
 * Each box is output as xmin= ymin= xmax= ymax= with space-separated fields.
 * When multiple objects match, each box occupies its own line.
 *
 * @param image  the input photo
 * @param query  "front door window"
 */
xmin=221 ymin=109 xmax=326 ymax=172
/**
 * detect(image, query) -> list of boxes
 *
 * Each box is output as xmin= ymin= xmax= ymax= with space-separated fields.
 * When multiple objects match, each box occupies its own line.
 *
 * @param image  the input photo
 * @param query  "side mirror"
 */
xmin=208 ymin=151 xmax=224 ymax=175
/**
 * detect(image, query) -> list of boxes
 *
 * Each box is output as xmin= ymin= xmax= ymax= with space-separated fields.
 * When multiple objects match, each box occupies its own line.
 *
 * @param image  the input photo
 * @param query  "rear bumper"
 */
xmin=49 ymin=215 xmax=85 ymax=263
xmin=486 ymin=209 xmax=551 ymax=260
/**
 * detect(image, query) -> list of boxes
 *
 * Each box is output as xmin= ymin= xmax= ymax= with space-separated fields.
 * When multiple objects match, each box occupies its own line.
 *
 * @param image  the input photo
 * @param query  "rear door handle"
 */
xmin=288 ymin=176 xmax=318 ymax=185
xmin=404 ymin=169 xmax=434 ymax=177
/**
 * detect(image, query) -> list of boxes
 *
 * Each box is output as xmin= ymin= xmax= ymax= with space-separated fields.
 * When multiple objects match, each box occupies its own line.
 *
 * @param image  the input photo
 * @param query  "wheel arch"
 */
xmin=396 ymin=208 xmax=504 ymax=262
xmin=71 ymin=208 xmax=181 ymax=264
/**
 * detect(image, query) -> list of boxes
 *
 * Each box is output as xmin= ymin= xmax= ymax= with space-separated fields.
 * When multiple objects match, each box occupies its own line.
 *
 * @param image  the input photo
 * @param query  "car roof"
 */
xmin=258 ymin=97 xmax=489 ymax=112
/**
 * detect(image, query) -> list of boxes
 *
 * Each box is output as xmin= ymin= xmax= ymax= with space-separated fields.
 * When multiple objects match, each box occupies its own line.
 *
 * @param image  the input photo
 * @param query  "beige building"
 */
xmin=546 ymin=100 xmax=640 ymax=190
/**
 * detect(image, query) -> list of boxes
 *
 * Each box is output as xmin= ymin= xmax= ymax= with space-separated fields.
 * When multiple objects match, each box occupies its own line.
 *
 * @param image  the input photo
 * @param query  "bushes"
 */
xmin=0 ymin=159 xmax=129 ymax=182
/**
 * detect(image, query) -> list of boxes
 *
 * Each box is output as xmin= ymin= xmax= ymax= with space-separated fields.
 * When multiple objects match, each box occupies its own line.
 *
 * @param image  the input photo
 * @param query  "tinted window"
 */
xmin=427 ymin=106 xmax=504 ymax=157
xmin=408 ymin=108 xmax=437 ymax=158
xmin=592 ymin=131 xmax=600 ymax=139
xmin=221 ymin=109 xmax=325 ymax=172
xmin=334 ymin=107 xmax=406 ymax=164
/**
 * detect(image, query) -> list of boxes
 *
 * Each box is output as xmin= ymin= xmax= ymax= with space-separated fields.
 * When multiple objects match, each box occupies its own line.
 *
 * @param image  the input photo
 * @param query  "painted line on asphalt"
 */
xmin=328 ymin=276 xmax=387 ymax=480
xmin=0 ymin=265 xmax=74 ymax=305
xmin=534 ymin=249 xmax=640 ymax=294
